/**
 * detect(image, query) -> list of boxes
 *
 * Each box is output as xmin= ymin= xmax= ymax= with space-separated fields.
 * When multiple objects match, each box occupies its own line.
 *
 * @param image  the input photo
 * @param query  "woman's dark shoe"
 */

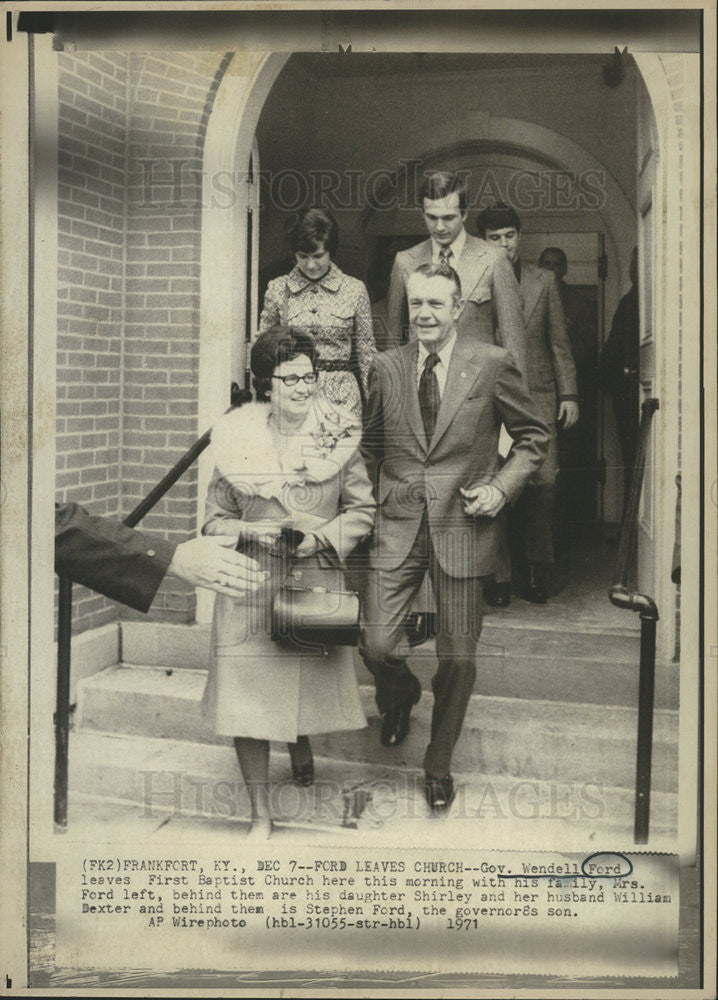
xmin=288 ymin=736 xmax=314 ymax=786
xmin=291 ymin=762 xmax=314 ymax=786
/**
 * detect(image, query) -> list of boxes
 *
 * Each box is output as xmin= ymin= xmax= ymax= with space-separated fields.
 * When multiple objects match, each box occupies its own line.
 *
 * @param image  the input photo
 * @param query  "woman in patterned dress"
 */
xmin=201 ymin=326 xmax=375 ymax=839
xmin=259 ymin=208 xmax=377 ymax=417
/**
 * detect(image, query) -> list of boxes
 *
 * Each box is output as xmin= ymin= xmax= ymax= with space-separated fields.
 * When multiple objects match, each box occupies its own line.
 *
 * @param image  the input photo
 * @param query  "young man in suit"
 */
xmin=477 ymin=203 xmax=579 ymax=604
xmin=360 ymin=263 xmax=549 ymax=811
xmin=385 ymin=172 xmax=526 ymax=375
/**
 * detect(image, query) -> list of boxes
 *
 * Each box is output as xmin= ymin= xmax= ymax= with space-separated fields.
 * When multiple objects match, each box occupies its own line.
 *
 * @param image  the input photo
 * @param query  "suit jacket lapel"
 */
xmin=405 ymin=239 xmax=432 ymax=274
xmin=521 ymin=264 xmax=543 ymax=323
xmin=429 ymin=335 xmax=480 ymax=451
xmin=401 ymin=343 xmax=427 ymax=451
xmin=456 ymin=236 xmax=490 ymax=311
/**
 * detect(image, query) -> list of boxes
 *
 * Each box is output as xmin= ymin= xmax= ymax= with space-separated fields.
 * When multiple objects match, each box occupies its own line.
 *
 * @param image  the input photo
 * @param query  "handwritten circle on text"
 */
xmin=581 ymin=852 xmax=633 ymax=878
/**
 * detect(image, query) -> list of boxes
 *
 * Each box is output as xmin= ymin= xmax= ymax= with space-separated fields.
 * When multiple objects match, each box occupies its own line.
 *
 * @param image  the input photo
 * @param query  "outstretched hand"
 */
xmin=168 ymin=535 xmax=267 ymax=597
xmin=460 ymin=484 xmax=507 ymax=518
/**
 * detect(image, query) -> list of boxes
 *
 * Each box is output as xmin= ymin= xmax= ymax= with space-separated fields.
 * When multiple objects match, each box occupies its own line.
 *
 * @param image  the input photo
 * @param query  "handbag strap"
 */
xmin=282 ymin=583 xmax=357 ymax=596
xmin=282 ymin=550 xmax=357 ymax=596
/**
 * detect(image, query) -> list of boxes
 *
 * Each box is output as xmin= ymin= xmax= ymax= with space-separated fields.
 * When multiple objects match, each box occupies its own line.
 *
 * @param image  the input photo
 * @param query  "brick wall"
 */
xmin=57 ymin=52 xmax=128 ymax=632
xmin=121 ymin=51 xmax=230 ymax=621
xmin=57 ymin=51 xmax=230 ymax=632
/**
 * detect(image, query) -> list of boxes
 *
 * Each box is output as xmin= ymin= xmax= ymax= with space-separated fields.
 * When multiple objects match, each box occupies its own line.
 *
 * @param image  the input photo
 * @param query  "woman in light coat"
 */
xmin=201 ymin=326 xmax=375 ymax=838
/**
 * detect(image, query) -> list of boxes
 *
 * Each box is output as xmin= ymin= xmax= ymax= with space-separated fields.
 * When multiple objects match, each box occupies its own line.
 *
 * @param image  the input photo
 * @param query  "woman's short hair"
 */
xmin=286 ymin=208 xmax=339 ymax=256
xmin=251 ymin=325 xmax=317 ymax=402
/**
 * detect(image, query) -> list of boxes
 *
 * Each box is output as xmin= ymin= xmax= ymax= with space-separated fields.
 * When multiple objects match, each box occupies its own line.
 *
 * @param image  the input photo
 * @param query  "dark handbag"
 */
xmin=271 ymin=548 xmax=360 ymax=649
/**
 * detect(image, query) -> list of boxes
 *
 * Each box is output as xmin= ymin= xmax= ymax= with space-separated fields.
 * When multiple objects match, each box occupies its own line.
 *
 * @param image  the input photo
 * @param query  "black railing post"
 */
xmin=608 ymin=397 xmax=660 ymax=844
xmin=634 ymin=608 xmax=658 ymax=843
xmin=54 ymin=576 xmax=73 ymax=832
xmin=54 ymin=426 xmax=214 ymax=831
xmin=122 ymin=430 xmax=211 ymax=529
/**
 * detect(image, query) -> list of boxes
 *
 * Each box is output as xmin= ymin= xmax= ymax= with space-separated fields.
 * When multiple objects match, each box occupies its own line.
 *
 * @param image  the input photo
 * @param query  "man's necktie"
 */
xmin=419 ymin=352 xmax=441 ymax=440
xmin=438 ymin=247 xmax=452 ymax=272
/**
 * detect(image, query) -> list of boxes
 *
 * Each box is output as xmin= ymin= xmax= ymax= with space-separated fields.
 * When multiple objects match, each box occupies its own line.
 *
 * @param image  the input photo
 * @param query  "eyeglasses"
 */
xmin=271 ymin=372 xmax=319 ymax=387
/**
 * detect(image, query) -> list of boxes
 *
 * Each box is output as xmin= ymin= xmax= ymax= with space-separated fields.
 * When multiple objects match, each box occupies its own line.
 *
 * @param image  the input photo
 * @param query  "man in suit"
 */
xmin=360 ymin=263 xmax=549 ymax=811
xmin=385 ymin=172 xmax=526 ymax=375
xmin=538 ymin=247 xmax=597 ymax=384
xmin=600 ymin=247 xmax=640 ymax=514
xmin=56 ymin=502 xmax=264 ymax=612
xmin=538 ymin=246 xmax=599 ymax=552
xmin=477 ymin=204 xmax=578 ymax=604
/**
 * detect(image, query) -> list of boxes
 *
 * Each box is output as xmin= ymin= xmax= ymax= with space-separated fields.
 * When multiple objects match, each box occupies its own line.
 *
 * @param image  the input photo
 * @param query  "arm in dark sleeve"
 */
xmin=360 ymin=360 xmax=385 ymax=491
xmin=55 ymin=502 xmax=175 ymax=613
xmin=385 ymin=255 xmax=407 ymax=348
xmin=490 ymin=250 xmax=528 ymax=383
xmin=546 ymin=271 xmax=578 ymax=399
xmin=490 ymin=354 xmax=551 ymax=501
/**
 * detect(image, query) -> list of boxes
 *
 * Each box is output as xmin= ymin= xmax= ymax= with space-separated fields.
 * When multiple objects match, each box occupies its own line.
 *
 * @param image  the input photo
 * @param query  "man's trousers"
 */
xmin=359 ymin=512 xmax=484 ymax=780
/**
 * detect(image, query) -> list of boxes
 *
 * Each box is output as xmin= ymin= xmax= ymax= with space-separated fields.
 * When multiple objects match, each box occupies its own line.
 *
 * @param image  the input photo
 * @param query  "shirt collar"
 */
xmin=417 ymin=331 xmax=458 ymax=370
xmin=286 ymin=261 xmax=342 ymax=294
xmin=431 ymin=227 xmax=467 ymax=264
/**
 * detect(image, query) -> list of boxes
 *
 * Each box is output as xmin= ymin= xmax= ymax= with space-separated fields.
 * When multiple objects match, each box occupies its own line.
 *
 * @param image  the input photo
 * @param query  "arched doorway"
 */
xmin=197 ymin=52 xmax=693 ymax=671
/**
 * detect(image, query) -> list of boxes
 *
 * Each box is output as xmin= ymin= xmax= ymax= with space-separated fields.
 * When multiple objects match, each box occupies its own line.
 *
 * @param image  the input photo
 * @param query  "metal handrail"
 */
xmin=54 ymin=430 xmax=212 ymax=831
xmin=608 ymin=396 xmax=660 ymax=844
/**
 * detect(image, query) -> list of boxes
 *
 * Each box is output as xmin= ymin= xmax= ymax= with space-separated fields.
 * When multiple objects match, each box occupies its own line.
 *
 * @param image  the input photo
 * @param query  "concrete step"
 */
xmin=77 ymin=665 xmax=678 ymax=792
xmin=121 ymin=619 xmax=643 ymax=669
xmin=68 ymin=729 xmax=678 ymax=845
xmin=119 ymin=621 xmax=677 ymax=709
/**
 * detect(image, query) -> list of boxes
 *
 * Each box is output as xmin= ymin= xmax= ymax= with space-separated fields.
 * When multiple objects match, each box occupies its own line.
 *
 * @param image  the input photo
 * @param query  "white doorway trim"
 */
xmin=634 ymin=53 xmax=700 ymax=862
xmin=196 ymin=51 xmax=288 ymax=622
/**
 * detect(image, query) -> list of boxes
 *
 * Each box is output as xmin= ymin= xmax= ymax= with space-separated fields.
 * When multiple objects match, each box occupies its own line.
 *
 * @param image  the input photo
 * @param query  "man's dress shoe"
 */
xmin=424 ymin=774 xmax=455 ymax=812
xmin=484 ymin=581 xmax=511 ymax=607
xmin=524 ymin=562 xmax=548 ymax=604
xmin=380 ymin=703 xmax=413 ymax=747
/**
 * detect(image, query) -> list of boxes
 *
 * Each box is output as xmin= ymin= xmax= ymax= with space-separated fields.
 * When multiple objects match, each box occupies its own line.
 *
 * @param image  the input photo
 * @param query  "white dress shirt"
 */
xmin=416 ymin=332 xmax=458 ymax=398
